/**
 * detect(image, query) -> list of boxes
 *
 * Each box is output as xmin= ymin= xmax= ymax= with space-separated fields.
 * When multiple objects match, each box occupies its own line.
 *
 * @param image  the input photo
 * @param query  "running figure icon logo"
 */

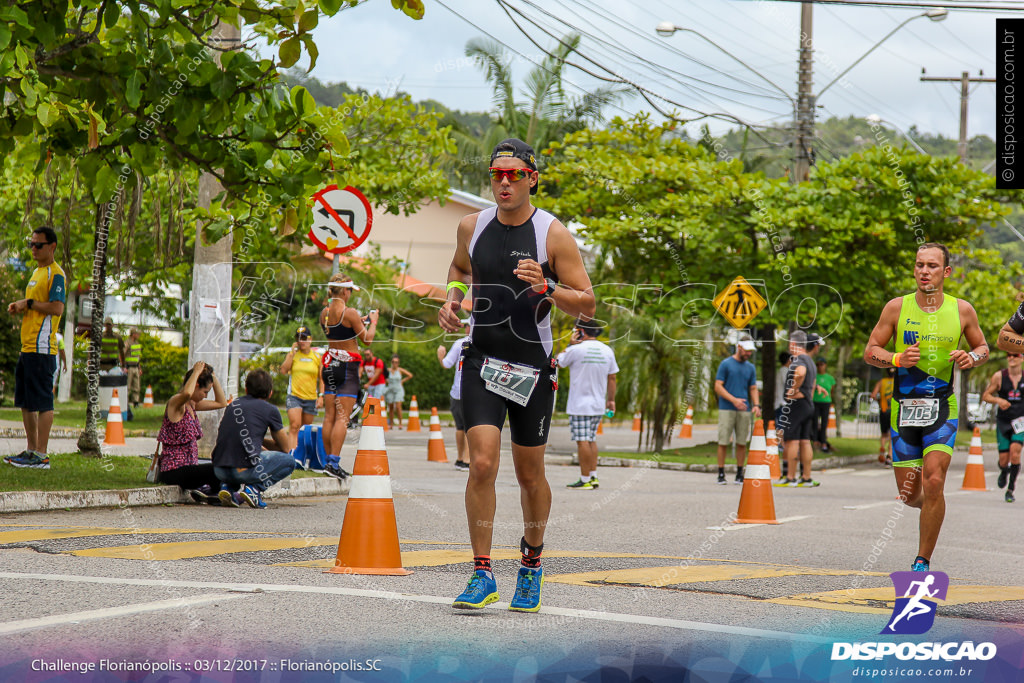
xmin=882 ymin=571 xmax=949 ymax=635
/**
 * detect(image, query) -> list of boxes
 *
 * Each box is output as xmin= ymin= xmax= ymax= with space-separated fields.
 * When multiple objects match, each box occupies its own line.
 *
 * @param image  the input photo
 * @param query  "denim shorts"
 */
xmin=286 ymin=394 xmax=318 ymax=416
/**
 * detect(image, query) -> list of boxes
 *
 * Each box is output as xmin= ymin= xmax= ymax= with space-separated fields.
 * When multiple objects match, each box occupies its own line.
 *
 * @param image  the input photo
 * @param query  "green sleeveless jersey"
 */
xmin=894 ymin=293 xmax=962 ymax=409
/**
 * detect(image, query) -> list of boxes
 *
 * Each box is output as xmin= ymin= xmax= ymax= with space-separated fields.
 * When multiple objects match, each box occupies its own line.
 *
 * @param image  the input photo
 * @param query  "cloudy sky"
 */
xmin=274 ymin=0 xmax=1005 ymax=159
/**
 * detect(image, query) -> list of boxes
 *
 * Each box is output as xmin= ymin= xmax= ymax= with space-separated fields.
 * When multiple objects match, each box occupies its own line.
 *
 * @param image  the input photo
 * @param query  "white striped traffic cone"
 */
xmin=143 ymin=385 xmax=154 ymax=408
xmin=427 ymin=407 xmax=449 ymax=463
xmin=678 ymin=405 xmax=693 ymax=438
xmin=827 ymin=405 xmax=837 ymax=435
xmin=961 ymin=426 xmax=987 ymax=491
xmin=736 ymin=420 xmax=778 ymax=524
xmin=406 ymin=395 xmax=421 ymax=432
xmin=632 ymin=411 xmax=641 ymax=432
xmin=104 ymin=389 xmax=126 ymax=446
xmin=766 ymin=420 xmax=781 ymax=481
xmin=327 ymin=398 xmax=412 ymax=576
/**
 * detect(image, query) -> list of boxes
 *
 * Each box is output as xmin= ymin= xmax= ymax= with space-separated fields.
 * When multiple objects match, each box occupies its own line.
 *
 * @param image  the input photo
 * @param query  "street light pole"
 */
xmin=655 ymin=21 xmax=794 ymax=104
xmin=794 ymin=1 xmax=814 ymax=183
xmin=818 ymin=8 xmax=948 ymax=97
xmin=865 ymin=114 xmax=928 ymax=154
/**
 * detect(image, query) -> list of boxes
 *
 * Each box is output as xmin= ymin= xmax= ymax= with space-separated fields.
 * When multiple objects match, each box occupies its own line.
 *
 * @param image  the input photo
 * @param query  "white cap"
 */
xmin=327 ymin=281 xmax=361 ymax=291
xmin=738 ymin=340 xmax=756 ymax=351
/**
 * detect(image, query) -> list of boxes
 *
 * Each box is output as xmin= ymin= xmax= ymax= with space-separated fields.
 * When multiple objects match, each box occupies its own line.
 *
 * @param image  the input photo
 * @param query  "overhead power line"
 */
xmin=740 ymin=0 xmax=1024 ymax=12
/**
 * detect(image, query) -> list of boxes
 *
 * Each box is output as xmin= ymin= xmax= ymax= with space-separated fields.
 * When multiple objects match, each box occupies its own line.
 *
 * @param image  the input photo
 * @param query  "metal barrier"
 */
xmin=852 ymin=391 xmax=880 ymax=439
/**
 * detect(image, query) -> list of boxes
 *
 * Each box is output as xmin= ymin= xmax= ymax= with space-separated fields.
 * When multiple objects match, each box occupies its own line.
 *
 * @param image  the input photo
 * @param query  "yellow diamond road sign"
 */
xmin=713 ymin=276 xmax=767 ymax=329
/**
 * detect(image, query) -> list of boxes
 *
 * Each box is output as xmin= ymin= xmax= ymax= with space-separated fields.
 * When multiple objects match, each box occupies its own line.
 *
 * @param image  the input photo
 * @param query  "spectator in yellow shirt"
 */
xmin=279 ymin=326 xmax=324 ymax=452
xmin=4 ymin=227 xmax=66 ymax=470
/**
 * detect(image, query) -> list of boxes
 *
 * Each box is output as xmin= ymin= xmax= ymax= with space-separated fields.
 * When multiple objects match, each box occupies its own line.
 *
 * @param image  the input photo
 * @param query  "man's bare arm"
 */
xmin=542 ymin=221 xmax=595 ymax=321
xmin=864 ymin=298 xmax=903 ymax=367
xmin=439 ymin=214 xmax=476 ymax=332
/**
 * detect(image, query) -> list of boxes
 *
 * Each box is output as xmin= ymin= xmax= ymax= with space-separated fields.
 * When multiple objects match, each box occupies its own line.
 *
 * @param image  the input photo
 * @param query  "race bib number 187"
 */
xmin=480 ymin=357 xmax=540 ymax=407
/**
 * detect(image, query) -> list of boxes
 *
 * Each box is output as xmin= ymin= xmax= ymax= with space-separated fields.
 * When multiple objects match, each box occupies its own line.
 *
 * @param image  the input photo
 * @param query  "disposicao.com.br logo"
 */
xmin=831 ymin=571 xmax=998 ymax=662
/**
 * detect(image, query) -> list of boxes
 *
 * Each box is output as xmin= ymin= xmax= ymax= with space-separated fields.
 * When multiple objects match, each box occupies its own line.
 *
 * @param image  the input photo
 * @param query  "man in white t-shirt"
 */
xmin=438 ymin=321 xmax=471 ymax=471
xmin=556 ymin=320 xmax=618 ymax=490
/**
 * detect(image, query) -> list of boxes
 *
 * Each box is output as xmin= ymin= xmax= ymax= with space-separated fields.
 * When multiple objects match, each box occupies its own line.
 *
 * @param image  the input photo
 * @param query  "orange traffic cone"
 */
xmin=327 ymin=398 xmax=412 ymax=576
xmin=961 ymin=426 xmax=987 ymax=491
xmin=104 ymin=389 xmax=126 ymax=446
xmin=427 ymin=407 xmax=449 ymax=463
xmin=597 ymin=420 xmax=604 ymax=435
xmin=632 ymin=411 xmax=641 ymax=432
xmin=827 ymin=405 xmax=837 ymax=434
xmin=678 ymin=405 xmax=694 ymax=438
xmin=406 ymin=396 xmax=422 ymax=432
xmin=143 ymin=385 xmax=154 ymax=409
xmin=736 ymin=420 xmax=778 ymax=524
xmin=766 ymin=420 xmax=781 ymax=481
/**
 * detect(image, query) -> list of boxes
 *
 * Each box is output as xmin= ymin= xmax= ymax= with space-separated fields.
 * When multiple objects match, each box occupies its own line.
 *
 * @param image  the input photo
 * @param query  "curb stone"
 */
xmin=0 ymin=475 xmax=346 ymax=513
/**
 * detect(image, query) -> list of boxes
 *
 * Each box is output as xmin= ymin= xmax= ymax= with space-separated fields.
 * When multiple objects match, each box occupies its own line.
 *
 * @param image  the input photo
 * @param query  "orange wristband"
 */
xmin=891 ymin=352 xmax=902 ymax=368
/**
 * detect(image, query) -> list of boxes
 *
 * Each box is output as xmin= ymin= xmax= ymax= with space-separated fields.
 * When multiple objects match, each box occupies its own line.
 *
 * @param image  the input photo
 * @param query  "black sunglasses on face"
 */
xmin=27 ymin=240 xmax=52 ymax=249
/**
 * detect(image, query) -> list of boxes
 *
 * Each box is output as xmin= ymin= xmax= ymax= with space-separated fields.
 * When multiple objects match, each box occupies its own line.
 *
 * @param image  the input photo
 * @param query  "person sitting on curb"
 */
xmin=157 ymin=361 xmax=230 ymax=503
xmin=212 ymin=369 xmax=295 ymax=509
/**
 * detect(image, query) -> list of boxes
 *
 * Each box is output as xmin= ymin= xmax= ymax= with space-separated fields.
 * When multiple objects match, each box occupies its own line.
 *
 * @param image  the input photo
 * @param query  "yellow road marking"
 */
xmin=0 ymin=528 xmax=235 ymax=544
xmin=546 ymin=565 xmax=887 ymax=588
xmin=767 ymin=585 xmax=1024 ymax=614
xmin=275 ymin=549 xmax=679 ymax=569
xmin=70 ymin=536 xmax=340 ymax=560
xmin=0 ymin=527 xmax=330 ymax=542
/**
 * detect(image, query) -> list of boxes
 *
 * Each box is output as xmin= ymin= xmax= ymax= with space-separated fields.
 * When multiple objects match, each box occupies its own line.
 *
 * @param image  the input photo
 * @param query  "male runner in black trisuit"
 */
xmin=439 ymin=138 xmax=595 ymax=613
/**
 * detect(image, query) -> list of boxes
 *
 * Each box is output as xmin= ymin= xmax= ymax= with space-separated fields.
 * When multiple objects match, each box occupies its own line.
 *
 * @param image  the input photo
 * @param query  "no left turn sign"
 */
xmin=308 ymin=184 xmax=373 ymax=255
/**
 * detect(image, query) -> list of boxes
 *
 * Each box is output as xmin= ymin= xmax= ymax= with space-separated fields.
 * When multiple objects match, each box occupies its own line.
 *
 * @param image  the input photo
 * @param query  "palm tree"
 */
xmin=451 ymin=33 xmax=630 ymax=195
xmin=614 ymin=313 xmax=701 ymax=453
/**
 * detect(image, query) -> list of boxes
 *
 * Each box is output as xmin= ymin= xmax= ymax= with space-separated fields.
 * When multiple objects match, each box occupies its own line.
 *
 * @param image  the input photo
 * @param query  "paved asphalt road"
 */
xmin=1 ymin=425 xmax=1022 ymax=682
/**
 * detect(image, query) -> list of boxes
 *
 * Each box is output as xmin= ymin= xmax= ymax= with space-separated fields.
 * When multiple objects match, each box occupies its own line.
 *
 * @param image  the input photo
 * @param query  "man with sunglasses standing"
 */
xmin=981 ymin=351 xmax=1024 ymax=503
xmin=4 ymin=227 xmax=66 ymax=470
xmin=439 ymin=138 xmax=595 ymax=613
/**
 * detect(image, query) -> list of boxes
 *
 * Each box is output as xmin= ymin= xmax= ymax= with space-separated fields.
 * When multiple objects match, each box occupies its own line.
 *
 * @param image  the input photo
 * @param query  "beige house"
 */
xmin=357 ymin=189 xmax=495 ymax=288
xmin=298 ymin=188 xmax=592 ymax=291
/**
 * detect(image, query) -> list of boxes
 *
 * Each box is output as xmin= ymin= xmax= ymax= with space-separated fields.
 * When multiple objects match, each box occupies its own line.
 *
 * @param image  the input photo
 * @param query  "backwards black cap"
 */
xmin=491 ymin=138 xmax=539 ymax=194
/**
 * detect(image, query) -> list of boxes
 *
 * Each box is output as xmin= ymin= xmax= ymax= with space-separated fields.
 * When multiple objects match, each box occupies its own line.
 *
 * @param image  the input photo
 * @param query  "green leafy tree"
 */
xmin=541 ymin=114 xmax=1016 ymax=441
xmin=452 ymin=32 xmax=629 ymax=194
xmin=0 ymin=0 xmax=429 ymax=455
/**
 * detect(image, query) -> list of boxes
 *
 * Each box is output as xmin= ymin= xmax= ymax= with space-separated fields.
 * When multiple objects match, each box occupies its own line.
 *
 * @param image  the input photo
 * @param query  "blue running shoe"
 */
xmin=7 ymin=452 xmax=50 ymax=469
xmin=508 ymin=566 xmax=544 ymax=613
xmin=239 ymin=485 xmax=267 ymax=509
xmin=452 ymin=570 xmax=499 ymax=609
xmin=911 ymin=557 xmax=930 ymax=572
xmin=218 ymin=484 xmax=242 ymax=508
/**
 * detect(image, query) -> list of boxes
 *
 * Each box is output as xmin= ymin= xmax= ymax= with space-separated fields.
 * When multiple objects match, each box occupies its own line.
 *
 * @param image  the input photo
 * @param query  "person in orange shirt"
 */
xmin=871 ymin=368 xmax=896 ymax=466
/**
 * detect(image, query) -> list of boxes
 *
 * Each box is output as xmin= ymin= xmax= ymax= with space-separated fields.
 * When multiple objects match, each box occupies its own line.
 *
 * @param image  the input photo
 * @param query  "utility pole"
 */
xmin=792 ymin=1 xmax=814 ymax=184
xmin=190 ymin=19 xmax=239 ymax=454
xmin=920 ymin=69 xmax=995 ymax=163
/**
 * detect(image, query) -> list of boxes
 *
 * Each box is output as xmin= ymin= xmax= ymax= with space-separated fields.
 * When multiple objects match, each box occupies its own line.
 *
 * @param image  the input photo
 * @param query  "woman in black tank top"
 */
xmin=318 ymin=273 xmax=378 ymax=480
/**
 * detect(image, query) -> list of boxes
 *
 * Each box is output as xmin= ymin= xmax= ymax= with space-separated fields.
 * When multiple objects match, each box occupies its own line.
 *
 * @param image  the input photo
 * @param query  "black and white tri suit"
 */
xmin=461 ymin=206 xmax=559 ymax=447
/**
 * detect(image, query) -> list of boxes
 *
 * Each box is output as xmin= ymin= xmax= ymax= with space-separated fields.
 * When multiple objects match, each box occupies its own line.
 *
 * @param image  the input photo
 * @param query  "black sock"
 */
xmin=520 ymin=537 xmax=543 ymax=569
xmin=474 ymin=555 xmax=492 ymax=575
xmin=736 ymin=466 xmax=744 ymax=477
xmin=1010 ymin=464 xmax=1021 ymax=491
xmin=718 ymin=467 xmax=725 ymax=476
xmin=915 ymin=555 xmax=929 ymax=565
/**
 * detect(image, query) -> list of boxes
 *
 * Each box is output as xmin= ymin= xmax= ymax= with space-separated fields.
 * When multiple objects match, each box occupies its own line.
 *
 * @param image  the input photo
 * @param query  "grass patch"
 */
xmin=2 ymin=453 xmax=322 ymax=492
xmin=0 ymin=401 xmax=165 ymax=433
xmin=602 ymin=436 xmax=883 ymax=466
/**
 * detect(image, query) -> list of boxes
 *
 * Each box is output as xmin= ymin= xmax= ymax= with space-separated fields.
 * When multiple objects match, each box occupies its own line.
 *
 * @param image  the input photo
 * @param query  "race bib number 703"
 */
xmin=898 ymin=398 xmax=940 ymax=428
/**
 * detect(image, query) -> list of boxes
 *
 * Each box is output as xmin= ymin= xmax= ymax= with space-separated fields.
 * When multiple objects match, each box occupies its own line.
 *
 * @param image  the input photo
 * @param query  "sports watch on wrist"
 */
xmin=541 ymin=278 xmax=556 ymax=299
xmin=26 ymin=299 xmax=34 ymax=310
xmin=968 ymin=351 xmax=982 ymax=365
